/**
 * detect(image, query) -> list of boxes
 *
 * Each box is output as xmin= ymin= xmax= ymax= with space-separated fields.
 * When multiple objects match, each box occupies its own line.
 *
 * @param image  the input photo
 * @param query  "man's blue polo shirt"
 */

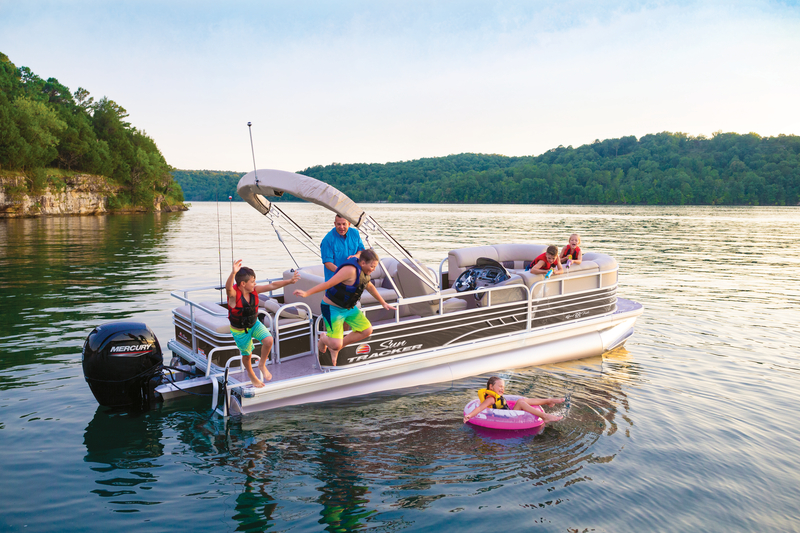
xmin=320 ymin=227 xmax=366 ymax=281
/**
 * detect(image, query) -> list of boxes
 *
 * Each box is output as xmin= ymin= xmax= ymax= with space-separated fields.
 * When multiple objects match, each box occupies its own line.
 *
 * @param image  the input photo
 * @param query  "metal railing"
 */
xmin=360 ymin=265 xmax=619 ymax=332
xmin=170 ymin=277 xmax=315 ymax=374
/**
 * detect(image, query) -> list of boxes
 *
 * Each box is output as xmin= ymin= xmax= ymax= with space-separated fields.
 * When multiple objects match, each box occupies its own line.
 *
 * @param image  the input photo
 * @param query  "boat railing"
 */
xmin=359 ymin=282 xmax=532 ymax=322
xmin=360 ymin=264 xmax=618 ymax=323
xmin=364 ymin=266 xmax=619 ymax=329
xmin=170 ymin=278 xmax=312 ymax=371
xmin=170 ymin=287 xmax=229 ymax=357
xmin=175 ymin=269 xmax=618 ymax=374
xmin=271 ymin=302 xmax=315 ymax=367
xmin=526 ymin=267 xmax=619 ymax=326
xmin=528 ymin=265 xmax=619 ymax=296
xmin=199 ymin=354 xmax=269 ymax=416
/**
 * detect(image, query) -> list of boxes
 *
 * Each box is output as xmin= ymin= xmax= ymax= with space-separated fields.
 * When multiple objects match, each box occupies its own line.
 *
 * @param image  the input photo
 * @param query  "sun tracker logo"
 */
xmin=345 ymin=338 xmax=424 ymax=363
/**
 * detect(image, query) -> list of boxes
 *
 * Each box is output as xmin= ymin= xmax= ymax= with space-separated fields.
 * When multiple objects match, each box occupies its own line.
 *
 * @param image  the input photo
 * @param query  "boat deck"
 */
xmin=615 ymin=297 xmax=641 ymax=314
xmin=212 ymin=354 xmax=322 ymax=385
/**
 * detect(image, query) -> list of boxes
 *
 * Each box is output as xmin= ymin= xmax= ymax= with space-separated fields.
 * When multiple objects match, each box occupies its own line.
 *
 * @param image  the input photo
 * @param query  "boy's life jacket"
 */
xmin=561 ymin=245 xmax=581 ymax=260
xmin=530 ymin=252 xmax=556 ymax=271
xmin=478 ymin=388 xmax=509 ymax=410
xmin=325 ymin=257 xmax=370 ymax=309
xmin=229 ymin=286 xmax=259 ymax=330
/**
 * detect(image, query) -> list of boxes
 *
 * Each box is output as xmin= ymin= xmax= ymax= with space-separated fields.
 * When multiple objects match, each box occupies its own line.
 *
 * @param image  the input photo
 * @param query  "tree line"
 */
xmin=170 ymin=170 xmax=243 ymax=202
xmin=174 ymin=132 xmax=800 ymax=206
xmin=0 ymin=52 xmax=183 ymax=208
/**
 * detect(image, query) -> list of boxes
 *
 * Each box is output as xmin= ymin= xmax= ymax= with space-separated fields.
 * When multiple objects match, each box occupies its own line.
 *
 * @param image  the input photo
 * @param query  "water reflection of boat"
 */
xmin=152 ymin=169 xmax=644 ymax=415
xmin=82 ymin=407 xmax=165 ymax=509
xmin=79 ymin=347 xmax=638 ymax=528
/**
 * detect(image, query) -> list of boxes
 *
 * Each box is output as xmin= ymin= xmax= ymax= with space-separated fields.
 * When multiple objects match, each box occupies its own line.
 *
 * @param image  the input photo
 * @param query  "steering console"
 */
xmin=453 ymin=257 xmax=511 ymax=299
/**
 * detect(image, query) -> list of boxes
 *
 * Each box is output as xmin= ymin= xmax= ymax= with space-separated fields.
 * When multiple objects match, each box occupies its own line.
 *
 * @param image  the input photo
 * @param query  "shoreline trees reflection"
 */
xmin=0 ymin=211 xmax=182 ymax=370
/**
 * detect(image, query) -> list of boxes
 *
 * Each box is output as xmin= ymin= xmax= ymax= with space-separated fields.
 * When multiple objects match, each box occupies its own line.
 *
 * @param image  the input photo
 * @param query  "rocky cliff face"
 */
xmin=0 ymin=175 xmax=186 ymax=218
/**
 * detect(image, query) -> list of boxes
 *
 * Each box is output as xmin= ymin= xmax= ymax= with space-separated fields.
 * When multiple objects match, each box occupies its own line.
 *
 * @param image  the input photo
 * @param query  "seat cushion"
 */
xmin=173 ymin=301 xmax=231 ymax=334
xmin=260 ymin=298 xmax=308 ymax=320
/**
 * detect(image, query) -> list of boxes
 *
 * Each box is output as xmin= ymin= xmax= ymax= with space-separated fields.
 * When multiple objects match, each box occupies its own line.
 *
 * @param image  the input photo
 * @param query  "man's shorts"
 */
xmin=320 ymin=303 xmax=371 ymax=339
xmin=230 ymin=321 xmax=271 ymax=356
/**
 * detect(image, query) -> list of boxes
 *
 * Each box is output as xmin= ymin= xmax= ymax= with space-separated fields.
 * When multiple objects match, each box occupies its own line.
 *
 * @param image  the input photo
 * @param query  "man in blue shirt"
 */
xmin=320 ymin=214 xmax=366 ymax=281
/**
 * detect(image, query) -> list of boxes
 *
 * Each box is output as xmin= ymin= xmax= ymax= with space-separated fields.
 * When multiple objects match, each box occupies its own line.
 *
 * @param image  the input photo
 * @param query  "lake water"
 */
xmin=1 ymin=202 xmax=799 ymax=532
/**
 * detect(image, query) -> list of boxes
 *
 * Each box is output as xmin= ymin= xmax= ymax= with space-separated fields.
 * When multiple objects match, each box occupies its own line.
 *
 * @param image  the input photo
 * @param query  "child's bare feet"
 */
xmin=539 ymin=412 xmax=563 ymax=423
xmin=318 ymin=335 xmax=328 ymax=354
xmin=251 ymin=377 xmax=265 ymax=388
xmin=258 ymin=364 xmax=272 ymax=382
xmin=330 ymin=352 xmax=338 ymax=366
xmin=544 ymin=398 xmax=565 ymax=407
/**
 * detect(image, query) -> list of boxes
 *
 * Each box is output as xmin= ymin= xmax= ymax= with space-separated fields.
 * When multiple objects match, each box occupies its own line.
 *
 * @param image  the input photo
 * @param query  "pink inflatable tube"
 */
xmin=464 ymin=395 xmax=545 ymax=430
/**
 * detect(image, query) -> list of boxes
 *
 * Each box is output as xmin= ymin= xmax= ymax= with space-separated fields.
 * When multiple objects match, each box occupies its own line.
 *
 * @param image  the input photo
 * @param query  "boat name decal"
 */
xmin=356 ymin=344 xmax=371 ymax=355
xmin=379 ymin=339 xmax=406 ymax=349
xmin=346 ymin=340 xmax=423 ymax=363
xmin=565 ymin=310 xmax=590 ymax=320
xmin=110 ymin=344 xmax=152 ymax=353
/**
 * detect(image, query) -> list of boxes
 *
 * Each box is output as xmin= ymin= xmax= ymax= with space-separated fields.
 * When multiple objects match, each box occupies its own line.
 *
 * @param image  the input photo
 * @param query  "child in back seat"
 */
xmin=528 ymin=245 xmax=563 ymax=276
xmin=561 ymin=234 xmax=583 ymax=266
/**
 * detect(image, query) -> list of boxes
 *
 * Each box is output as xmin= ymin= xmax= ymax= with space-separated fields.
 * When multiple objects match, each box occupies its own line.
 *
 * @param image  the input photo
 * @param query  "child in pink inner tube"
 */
xmin=463 ymin=376 xmax=565 ymax=424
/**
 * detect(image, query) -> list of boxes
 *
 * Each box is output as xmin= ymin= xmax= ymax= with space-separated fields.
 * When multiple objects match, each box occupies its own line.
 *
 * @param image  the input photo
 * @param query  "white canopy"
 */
xmin=237 ymin=168 xmax=438 ymax=292
xmin=237 ymin=169 xmax=366 ymax=227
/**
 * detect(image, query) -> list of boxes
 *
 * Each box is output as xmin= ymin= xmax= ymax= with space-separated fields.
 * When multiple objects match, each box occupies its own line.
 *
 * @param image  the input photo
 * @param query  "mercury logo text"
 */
xmin=110 ymin=344 xmax=151 ymax=353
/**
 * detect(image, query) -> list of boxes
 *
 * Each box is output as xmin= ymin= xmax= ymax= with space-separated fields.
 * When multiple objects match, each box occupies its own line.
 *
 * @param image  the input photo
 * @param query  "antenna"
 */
xmin=247 ymin=121 xmax=259 ymax=184
xmin=216 ymin=191 xmax=223 ymax=302
xmin=229 ymin=195 xmax=234 ymax=268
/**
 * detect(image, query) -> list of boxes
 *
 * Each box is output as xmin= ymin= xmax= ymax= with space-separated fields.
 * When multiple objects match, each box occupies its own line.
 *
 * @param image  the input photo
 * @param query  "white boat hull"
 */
xmin=231 ymin=299 xmax=641 ymax=414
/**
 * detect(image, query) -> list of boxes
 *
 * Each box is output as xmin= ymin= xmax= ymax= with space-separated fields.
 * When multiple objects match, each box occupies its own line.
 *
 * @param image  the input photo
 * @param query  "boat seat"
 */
xmin=173 ymin=301 xmax=231 ymax=334
xmin=360 ymin=257 xmax=401 ymax=321
xmin=448 ymin=243 xmax=616 ymax=297
xmin=394 ymin=259 xmax=468 ymax=317
xmin=173 ymin=299 xmax=307 ymax=337
xmin=260 ymin=297 xmax=308 ymax=321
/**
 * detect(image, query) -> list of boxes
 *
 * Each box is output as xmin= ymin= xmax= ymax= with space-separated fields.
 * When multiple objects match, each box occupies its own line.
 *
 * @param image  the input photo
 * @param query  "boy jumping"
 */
xmin=226 ymin=259 xmax=300 ymax=387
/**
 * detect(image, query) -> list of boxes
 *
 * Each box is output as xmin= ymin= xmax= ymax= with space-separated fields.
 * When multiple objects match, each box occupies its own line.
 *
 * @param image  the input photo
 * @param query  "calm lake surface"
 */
xmin=1 ymin=202 xmax=799 ymax=532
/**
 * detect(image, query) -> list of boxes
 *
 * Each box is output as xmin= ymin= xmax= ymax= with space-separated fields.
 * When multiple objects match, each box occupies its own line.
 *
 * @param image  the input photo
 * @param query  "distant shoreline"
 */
xmin=172 ymin=132 xmax=800 ymax=207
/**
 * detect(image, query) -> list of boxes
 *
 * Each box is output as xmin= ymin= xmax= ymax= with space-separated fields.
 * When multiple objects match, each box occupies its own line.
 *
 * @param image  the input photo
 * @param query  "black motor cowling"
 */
xmin=82 ymin=322 xmax=163 ymax=408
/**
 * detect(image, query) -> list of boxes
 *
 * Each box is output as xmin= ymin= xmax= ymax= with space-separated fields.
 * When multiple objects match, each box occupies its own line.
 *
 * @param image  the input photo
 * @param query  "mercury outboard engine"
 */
xmin=82 ymin=322 xmax=163 ymax=409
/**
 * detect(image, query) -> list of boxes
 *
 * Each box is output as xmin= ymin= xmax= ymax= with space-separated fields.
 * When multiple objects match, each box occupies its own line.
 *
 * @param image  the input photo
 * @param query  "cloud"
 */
xmin=1 ymin=1 xmax=798 ymax=171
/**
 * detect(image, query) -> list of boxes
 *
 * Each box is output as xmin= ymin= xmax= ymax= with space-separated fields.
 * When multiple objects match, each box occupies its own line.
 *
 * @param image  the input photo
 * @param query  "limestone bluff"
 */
xmin=0 ymin=174 xmax=187 ymax=218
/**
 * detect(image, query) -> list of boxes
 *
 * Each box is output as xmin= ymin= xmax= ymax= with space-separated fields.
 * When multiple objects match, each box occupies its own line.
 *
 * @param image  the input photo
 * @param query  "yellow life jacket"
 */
xmin=478 ymin=388 xmax=509 ymax=410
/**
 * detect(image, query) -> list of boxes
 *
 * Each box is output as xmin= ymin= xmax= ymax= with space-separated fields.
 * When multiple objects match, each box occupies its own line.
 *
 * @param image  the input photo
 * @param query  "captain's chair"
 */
xmin=394 ymin=259 xmax=468 ymax=317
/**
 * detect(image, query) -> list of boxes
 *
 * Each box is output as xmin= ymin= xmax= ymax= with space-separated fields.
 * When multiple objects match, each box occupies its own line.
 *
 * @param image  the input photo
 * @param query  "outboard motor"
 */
xmin=82 ymin=322 xmax=163 ymax=409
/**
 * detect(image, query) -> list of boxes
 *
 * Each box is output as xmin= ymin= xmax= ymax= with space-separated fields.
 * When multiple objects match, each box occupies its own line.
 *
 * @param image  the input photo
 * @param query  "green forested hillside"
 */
xmin=173 ymin=132 xmax=800 ymax=206
xmin=170 ymin=170 xmax=243 ymax=201
xmin=0 ymin=52 xmax=183 ymax=207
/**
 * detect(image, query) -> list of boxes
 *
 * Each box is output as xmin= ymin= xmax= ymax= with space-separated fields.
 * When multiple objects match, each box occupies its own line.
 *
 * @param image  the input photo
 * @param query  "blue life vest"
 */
xmin=325 ymin=258 xmax=369 ymax=309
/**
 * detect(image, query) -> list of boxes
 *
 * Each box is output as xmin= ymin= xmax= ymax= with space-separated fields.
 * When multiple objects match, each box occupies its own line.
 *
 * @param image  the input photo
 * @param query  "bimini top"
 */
xmin=237 ymin=169 xmax=366 ymax=228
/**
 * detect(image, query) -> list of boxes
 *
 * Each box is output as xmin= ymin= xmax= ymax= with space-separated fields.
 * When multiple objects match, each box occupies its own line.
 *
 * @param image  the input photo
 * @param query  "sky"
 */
xmin=1 ymin=1 xmax=799 ymax=173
